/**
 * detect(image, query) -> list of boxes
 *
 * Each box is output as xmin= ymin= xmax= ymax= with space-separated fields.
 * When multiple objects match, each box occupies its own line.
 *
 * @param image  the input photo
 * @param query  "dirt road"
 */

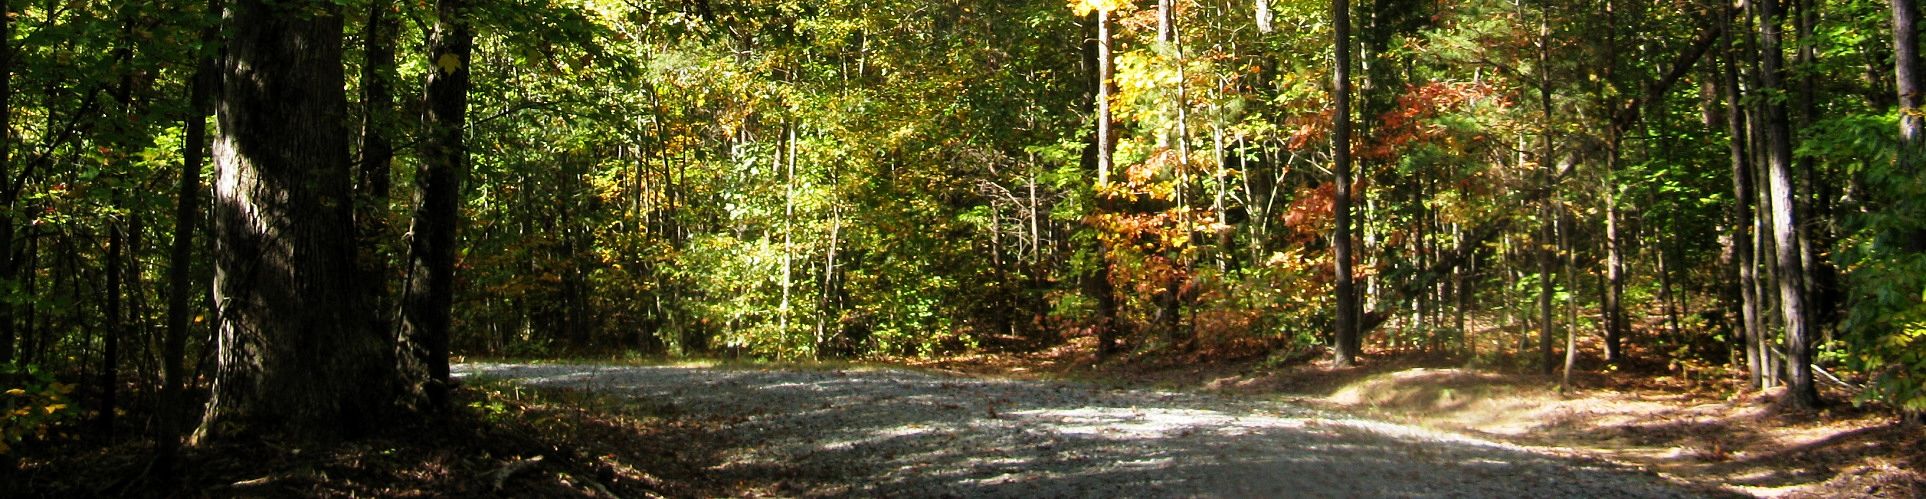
xmin=455 ymin=363 xmax=1713 ymax=497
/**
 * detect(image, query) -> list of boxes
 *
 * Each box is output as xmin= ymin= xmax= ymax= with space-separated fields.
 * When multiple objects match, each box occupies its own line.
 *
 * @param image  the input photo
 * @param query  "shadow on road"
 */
xmin=457 ymin=363 xmax=1718 ymax=498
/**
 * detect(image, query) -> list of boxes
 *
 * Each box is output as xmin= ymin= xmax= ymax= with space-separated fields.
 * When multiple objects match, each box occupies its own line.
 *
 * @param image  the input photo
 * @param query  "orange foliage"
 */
xmin=1363 ymin=82 xmax=1499 ymax=160
xmin=1281 ymin=183 xmax=1338 ymax=244
xmin=1284 ymin=110 xmax=1332 ymax=152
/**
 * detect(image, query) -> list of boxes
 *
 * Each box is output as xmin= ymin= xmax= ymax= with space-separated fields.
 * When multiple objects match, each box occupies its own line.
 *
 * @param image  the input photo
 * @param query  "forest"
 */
xmin=1 ymin=0 xmax=1923 ymax=495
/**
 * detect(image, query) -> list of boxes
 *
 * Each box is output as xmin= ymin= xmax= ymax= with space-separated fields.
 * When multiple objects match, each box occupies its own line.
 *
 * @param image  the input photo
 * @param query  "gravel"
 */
xmin=454 ymin=363 xmax=1707 ymax=498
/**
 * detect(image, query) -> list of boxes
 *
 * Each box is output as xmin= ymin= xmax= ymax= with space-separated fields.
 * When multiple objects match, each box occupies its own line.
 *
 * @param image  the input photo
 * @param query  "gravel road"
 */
xmin=454 ymin=363 xmax=1706 ymax=498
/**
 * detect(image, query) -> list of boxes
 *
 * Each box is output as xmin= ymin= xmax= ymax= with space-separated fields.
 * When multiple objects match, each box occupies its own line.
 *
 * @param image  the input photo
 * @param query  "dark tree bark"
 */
xmin=98 ymin=221 xmax=121 ymax=438
xmin=1721 ymin=17 xmax=1765 ymax=390
xmin=1601 ymin=0 xmax=1626 ymax=364
xmin=197 ymin=0 xmax=411 ymax=441
xmin=0 ymin=0 xmax=12 ymax=366
xmin=159 ymin=0 xmax=218 ymax=470
xmin=96 ymin=12 xmax=143 ymax=440
xmin=402 ymin=0 xmax=474 ymax=411
xmin=1536 ymin=3 xmax=1558 ymax=376
xmin=1757 ymin=0 xmax=1822 ymax=408
xmin=1332 ymin=0 xmax=1360 ymax=368
xmin=1538 ymin=199 xmax=1557 ymax=375
xmin=1096 ymin=10 xmax=1114 ymax=188
xmin=1741 ymin=11 xmax=1780 ymax=388
xmin=357 ymin=0 xmax=398 ymax=340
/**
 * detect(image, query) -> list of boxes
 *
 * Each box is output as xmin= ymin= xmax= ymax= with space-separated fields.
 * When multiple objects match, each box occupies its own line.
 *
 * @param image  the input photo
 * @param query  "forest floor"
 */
xmin=907 ymin=340 xmax=1926 ymax=498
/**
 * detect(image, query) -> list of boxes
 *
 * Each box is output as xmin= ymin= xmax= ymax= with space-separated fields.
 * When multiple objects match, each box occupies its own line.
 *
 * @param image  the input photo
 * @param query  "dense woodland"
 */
xmin=0 ymin=0 xmax=1922 ymax=476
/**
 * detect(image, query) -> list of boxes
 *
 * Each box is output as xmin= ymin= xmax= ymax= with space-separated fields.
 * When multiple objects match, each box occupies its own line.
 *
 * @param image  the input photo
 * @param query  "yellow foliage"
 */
xmin=436 ymin=53 xmax=464 ymax=75
xmin=1069 ymin=0 xmax=1126 ymax=16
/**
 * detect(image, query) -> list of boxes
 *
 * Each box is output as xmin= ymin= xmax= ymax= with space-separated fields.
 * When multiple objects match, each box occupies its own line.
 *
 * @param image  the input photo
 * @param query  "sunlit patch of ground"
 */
xmin=911 ymin=331 xmax=1924 ymax=498
xmin=459 ymin=362 xmax=1704 ymax=497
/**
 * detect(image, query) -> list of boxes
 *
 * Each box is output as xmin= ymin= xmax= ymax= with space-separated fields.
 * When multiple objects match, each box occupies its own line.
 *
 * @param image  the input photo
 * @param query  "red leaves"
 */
xmin=1363 ymin=82 xmax=1499 ymax=160
xmin=1284 ymin=111 xmax=1332 ymax=152
xmin=1281 ymin=183 xmax=1336 ymax=244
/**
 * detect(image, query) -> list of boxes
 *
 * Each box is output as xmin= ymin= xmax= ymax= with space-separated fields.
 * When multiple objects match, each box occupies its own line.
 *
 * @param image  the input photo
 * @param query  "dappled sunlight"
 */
xmin=456 ymin=362 xmax=1696 ymax=497
xmin=1006 ymin=406 xmax=1310 ymax=439
xmin=1305 ymin=365 xmax=1923 ymax=496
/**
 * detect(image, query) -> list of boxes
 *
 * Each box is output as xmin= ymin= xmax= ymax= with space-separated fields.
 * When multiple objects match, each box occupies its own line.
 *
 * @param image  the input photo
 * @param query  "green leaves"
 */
xmin=1 ymin=364 xmax=80 ymax=455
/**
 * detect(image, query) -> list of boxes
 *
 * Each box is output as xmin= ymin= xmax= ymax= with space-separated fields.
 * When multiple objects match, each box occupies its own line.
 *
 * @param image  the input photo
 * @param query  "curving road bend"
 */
xmin=454 ymin=363 xmax=1710 ymax=498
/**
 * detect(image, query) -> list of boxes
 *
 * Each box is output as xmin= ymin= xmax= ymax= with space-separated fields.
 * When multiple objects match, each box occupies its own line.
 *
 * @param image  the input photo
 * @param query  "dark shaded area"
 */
xmin=2 ymin=385 xmax=665 ymax=498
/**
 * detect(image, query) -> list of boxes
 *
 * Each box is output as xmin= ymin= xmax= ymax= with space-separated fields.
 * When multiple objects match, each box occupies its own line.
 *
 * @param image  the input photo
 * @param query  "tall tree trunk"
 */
xmin=197 ymin=0 xmax=410 ymax=442
xmin=1157 ymin=0 xmax=1174 ymax=43
xmin=96 ymin=12 xmax=142 ymax=440
xmin=1088 ymin=9 xmax=1120 ymax=360
xmin=1256 ymin=0 xmax=1274 ymax=33
xmin=1456 ymin=222 xmax=1473 ymax=355
xmin=160 ymin=0 xmax=218 ymax=468
xmin=1603 ymin=153 xmax=1626 ymax=363
xmin=781 ymin=123 xmax=795 ymax=356
xmin=98 ymin=221 xmax=122 ymax=438
xmin=1536 ymin=4 xmax=1558 ymax=376
xmin=1333 ymin=0 xmax=1361 ymax=367
xmin=402 ymin=0 xmax=473 ymax=411
xmin=1757 ymin=0 xmax=1822 ymax=408
xmin=1599 ymin=0 xmax=1630 ymax=366
xmin=1538 ymin=201 xmax=1557 ymax=375
xmin=1897 ymin=0 xmax=1923 ymax=171
xmin=1721 ymin=19 xmax=1764 ymax=389
xmin=1096 ymin=10 xmax=1114 ymax=188
xmin=1796 ymin=0 xmax=1827 ymax=330
xmin=1560 ymin=209 xmax=1578 ymax=392
xmin=357 ymin=0 xmax=398 ymax=339
xmin=1168 ymin=0 xmax=1194 ymax=348
xmin=1744 ymin=12 xmax=1781 ymax=388
xmin=0 ymin=0 xmax=12 ymax=366
xmin=1659 ymin=233 xmax=1684 ymax=339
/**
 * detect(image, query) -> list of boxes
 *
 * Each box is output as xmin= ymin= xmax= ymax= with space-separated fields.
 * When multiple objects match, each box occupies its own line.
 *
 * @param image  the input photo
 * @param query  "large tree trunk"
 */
xmin=1332 ymin=0 xmax=1360 ymax=367
xmin=403 ymin=0 xmax=473 ymax=411
xmin=1757 ymin=0 xmax=1822 ymax=408
xmin=197 ymin=0 xmax=411 ymax=442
